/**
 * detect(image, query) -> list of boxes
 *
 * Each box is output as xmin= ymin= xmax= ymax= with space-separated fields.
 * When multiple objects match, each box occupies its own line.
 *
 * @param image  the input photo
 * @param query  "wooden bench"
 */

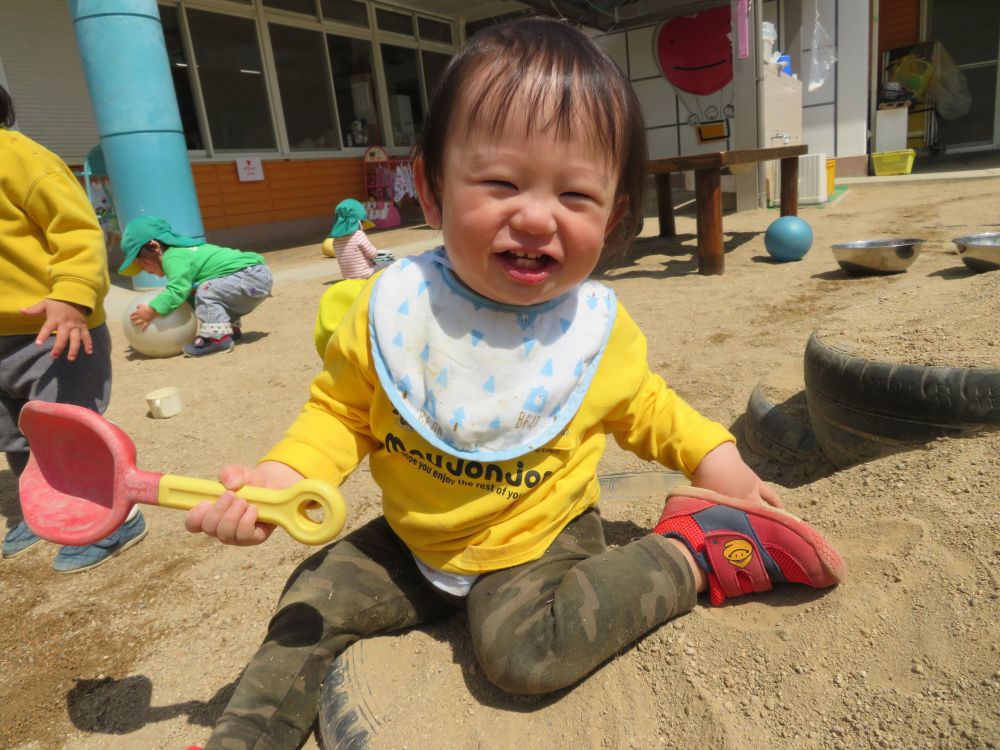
xmin=648 ymin=144 xmax=808 ymax=275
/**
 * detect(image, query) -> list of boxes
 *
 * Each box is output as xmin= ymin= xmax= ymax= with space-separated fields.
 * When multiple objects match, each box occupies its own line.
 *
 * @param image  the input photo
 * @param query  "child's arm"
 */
xmin=145 ymin=254 xmax=197 ymax=318
xmin=20 ymin=162 xmax=108 ymax=360
xmin=690 ymin=441 xmax=782 ymax=507
xmin=184 ymin=460 xmax=303 ymax=545
xmin=358 ymin=231 xmax=379 ymax=260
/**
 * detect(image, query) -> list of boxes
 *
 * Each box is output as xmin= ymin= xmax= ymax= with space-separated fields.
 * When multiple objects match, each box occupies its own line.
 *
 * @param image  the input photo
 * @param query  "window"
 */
xmin=417 ymin=17 xmax=452 ymax=45
xmin=328 ymin=35 xmax=384 ymax=148
xmin=186 ymin=9 xmax=276 ymax=150
xmin=380 ymin=44 xmax=423 ymax=147
xmin=159 ymin=5 xmax=204 ymax=150
xmin=263 ymin=0 xmax=317 ymax=16
xmin=421 ymin=50 xmax=451 ymax=103
xmin=376 ymin=8 xmax=413 ymax=36
xmin=270 ymin=24 xmax=338 ymax=150
xmin=321 ymin=0 xmax=368 ymax=27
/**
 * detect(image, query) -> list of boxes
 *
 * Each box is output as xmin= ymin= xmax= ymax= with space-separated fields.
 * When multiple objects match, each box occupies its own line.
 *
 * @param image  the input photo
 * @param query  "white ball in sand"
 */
xmin=122 ymin=290 xmax=197 ymax=358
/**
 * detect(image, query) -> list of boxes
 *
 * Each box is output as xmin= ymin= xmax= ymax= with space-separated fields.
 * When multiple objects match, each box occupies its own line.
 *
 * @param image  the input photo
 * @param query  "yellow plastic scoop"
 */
xmin=17 ymin=401 xmax=346 ymax=546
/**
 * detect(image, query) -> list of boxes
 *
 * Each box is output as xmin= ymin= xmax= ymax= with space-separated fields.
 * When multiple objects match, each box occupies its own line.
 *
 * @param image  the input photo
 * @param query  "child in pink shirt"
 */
xmin=322 ymin=198 xmax=380 ymax=279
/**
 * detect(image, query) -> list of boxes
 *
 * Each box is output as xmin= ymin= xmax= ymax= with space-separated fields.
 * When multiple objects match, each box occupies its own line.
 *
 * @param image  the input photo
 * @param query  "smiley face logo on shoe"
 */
xmin=723 ymin=539 xmax=753 ymax=568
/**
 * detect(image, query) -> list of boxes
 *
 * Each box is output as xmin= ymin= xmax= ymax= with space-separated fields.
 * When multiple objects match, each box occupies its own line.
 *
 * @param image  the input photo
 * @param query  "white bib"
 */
xmin=369 ymin=249 xmax=616 ymax=460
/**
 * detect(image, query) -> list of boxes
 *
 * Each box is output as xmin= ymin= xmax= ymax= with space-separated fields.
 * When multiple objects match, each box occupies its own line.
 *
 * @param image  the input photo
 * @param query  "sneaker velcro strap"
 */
xmin=703 ymin=530 xmax=773 ymax=599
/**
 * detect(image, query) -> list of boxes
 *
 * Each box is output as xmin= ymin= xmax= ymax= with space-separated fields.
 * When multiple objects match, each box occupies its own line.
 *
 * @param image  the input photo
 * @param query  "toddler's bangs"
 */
xmin=463 ymin=54 xmax=627 ymax=166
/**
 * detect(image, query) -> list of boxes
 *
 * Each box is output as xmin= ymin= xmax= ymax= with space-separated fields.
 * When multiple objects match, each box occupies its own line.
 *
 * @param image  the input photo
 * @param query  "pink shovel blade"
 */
xmin=17 ymin=401 xmax=161 ymax=546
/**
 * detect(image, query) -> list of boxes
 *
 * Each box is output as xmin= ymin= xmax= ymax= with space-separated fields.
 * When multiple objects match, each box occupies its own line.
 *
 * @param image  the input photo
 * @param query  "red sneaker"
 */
xmin=653 ymin=488 xmax=845 ymax=606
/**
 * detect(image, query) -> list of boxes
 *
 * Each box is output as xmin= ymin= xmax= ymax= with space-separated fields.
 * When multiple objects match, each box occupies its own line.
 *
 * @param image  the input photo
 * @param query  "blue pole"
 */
xmin=69 ymin=0 xmax=205 ymax=290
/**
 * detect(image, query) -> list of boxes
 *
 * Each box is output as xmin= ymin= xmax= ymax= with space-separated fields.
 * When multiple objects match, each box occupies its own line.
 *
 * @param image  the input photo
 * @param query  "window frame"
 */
xmin=159 ymin=0 xmax=456 ymax=161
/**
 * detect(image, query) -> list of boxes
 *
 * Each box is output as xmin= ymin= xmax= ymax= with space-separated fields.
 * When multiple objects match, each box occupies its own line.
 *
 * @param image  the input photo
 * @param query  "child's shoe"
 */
xmin=183 ymin=335 xmax=234 ymax=357
xmin=52 ymin=512 xmax=148 ymax=573
xmin=654 ymin=488 xmax=844 ymax=606
xmin=231 ymin=326 xmax=242 ymax=342
xmin=2 ymin=520 xmax=42 ymax=558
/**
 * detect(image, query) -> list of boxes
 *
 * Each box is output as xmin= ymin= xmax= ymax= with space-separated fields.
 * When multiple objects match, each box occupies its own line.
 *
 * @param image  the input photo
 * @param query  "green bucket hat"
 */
xmin=118 ymin=215 xmax=202 ymax=276
xmin=329 ymin=198 xmax=372 ymax=238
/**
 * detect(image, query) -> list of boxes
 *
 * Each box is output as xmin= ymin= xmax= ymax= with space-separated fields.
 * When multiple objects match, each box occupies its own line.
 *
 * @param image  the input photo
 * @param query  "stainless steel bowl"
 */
xmin=831 ymin=238 xmax=924 ymax=276
xmin=952 ymin=232 xmax=1000 ymax=273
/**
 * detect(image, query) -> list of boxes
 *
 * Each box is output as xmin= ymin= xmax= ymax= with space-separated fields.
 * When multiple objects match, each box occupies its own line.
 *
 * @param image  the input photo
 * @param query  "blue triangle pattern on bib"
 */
xmin=524 ymin=386 xmax=549 ymax=414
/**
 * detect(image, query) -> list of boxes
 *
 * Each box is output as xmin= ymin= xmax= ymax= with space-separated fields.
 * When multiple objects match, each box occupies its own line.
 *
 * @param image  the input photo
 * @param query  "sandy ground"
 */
xmin=2 ymin=176 xmax=1000 ymax=750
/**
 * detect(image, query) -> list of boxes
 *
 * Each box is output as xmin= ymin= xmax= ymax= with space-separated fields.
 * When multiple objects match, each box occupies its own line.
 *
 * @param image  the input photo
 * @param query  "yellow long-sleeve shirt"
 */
xmin=0 ymin=130 xmax=108 ymax=335
xmin=265 ymin=281 xmax=734 ymax=574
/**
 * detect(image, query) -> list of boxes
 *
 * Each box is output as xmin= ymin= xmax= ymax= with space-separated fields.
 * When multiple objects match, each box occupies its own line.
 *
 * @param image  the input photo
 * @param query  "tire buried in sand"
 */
xmin=803 ymin=331 xmax=1000 ymax=468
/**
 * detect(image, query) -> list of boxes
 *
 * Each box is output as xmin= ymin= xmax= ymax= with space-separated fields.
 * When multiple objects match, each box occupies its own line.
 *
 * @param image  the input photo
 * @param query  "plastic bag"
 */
xmin=761 ymin=21 xmax=777 ymax=61
xmin=807 ymin=3 xmax=837 ymax=92
xmin=931 ymin=45 xmax=972 ymax=121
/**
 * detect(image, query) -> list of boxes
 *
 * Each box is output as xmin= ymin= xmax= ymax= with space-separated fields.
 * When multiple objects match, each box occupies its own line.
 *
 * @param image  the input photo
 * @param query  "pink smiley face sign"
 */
xmin=655 ymin=7 xmax=733 ymax=97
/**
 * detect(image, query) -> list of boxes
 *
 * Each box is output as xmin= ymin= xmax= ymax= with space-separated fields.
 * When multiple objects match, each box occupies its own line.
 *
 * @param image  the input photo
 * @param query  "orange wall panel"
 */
xmin=878 ymin=0 xmax=920 ymax=53
xmin=191 ymin=158 xmax=365 ymax=231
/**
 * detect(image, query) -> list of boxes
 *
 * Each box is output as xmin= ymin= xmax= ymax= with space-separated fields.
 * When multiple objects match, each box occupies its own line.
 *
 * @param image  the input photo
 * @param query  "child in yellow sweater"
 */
xmin=0 ymin=84 xmax=146 ymax=571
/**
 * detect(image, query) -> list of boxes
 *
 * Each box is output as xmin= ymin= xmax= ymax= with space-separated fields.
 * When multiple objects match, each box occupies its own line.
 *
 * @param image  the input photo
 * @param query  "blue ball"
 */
xmin=764 ymin=216 xmax=813 ymax=262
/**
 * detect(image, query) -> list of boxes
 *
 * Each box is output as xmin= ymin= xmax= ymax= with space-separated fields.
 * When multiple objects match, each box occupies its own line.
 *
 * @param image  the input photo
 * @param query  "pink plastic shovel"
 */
xmin=17 ymin=401 xmax=346 ymax=546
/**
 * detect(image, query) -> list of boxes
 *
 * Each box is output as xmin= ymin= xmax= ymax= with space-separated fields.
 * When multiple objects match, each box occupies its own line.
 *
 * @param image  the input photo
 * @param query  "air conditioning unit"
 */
xmin=767 ymin=153 xmax=828 ymax=206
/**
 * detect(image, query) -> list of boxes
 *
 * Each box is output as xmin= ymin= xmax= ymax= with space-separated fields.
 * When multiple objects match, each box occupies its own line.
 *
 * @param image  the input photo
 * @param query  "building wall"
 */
xmin=765 ymin=0 xmax=871 ymax=175
xmin=193 ymin=159 xmax=363 ymax=232
xmin=0 ymin=0 xmax=100 ymax=163
xmin=596 ymin=1 xmax=870 ymax=177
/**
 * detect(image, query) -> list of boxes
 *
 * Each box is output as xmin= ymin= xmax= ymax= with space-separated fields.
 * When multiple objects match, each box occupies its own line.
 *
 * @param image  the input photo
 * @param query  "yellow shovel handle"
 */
xmin=158 ymin=475 xmax=346 ymax=545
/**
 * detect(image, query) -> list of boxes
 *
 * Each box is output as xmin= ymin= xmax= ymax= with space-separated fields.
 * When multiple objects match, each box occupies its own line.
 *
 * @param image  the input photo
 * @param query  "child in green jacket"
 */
xmin=120 ymin=216 xmax=273 ymax=357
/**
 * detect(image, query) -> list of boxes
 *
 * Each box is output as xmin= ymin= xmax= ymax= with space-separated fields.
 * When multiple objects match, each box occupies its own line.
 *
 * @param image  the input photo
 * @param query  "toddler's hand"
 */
xmin=129 ymin=303 xmax=158 ymax=331
xmin=185 ymin=491 xmax=274 ymax=546
xmin=184 ymin=461 xmax=305 ymax=545
xmin=690 ymin=441 xmax=784 ymax=509
xmin=20 ymin=298 xmax=92 ymax=360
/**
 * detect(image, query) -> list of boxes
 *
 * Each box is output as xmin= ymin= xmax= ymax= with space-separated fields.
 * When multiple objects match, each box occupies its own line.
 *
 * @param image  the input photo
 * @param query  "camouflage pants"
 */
xmin=205 ymin=509 xmax=696 ymax=750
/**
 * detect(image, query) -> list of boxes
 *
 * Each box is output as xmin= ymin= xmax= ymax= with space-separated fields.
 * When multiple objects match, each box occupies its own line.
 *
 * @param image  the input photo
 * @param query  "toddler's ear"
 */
xmin=413 ymin=157 xmax=442 ymax=229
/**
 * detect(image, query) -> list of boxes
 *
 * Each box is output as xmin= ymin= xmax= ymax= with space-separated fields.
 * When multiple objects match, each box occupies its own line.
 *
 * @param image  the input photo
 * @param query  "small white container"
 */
xmin=145 ymin=386 xmax=183 ymax=419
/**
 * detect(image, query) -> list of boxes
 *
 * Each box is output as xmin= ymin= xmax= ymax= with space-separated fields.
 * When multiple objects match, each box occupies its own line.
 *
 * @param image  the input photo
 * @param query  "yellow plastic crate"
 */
xmin=871 ymin=149 xmax=915 ymax=176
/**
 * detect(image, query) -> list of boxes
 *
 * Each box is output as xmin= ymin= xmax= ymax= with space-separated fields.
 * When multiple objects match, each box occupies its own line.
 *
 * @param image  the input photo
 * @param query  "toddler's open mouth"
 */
xmin=499 ymin=250 xmax=556 ymax=271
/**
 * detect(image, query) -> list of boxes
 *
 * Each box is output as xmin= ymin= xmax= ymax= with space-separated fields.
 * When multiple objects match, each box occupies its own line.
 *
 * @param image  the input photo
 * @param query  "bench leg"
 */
xmin=694 ymin=167 xmax=723 ymax=275
xmin=655 ymin=173 xmax=676 ymax=237
xmin=780 ymin=156 xmax=799 ymax=216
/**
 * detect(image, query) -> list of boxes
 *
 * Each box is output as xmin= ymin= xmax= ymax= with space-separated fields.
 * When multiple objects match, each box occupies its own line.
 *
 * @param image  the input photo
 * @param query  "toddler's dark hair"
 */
xmin=416 ymin=17 xmax=647 ymax=257
xmin=0 ymin=85 xmax=15 ymax=128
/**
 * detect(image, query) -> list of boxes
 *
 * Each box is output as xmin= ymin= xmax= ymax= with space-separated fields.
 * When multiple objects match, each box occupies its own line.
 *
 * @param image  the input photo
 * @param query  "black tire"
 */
xmin=318 ymin=640 xmax=380 ymax=750
xmin=743 ymin=383 xmax=825 ymax=466
xmin=803 ymin=331 xmax=1000 ymax=468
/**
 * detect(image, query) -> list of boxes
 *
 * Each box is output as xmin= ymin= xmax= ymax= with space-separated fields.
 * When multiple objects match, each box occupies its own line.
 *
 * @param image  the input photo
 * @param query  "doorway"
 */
xmin=926 ymin=0 xmax=1000 ymax=151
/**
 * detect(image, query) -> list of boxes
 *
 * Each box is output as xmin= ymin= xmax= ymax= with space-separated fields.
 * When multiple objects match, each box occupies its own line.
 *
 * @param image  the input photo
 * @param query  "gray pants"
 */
xmin=205 ymin=509 xmax=695 ymax=750
xmin=194 ymin=264 xmax=273 ymax=338
xmin=0 ymin=325 xmax=112 ymax=522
